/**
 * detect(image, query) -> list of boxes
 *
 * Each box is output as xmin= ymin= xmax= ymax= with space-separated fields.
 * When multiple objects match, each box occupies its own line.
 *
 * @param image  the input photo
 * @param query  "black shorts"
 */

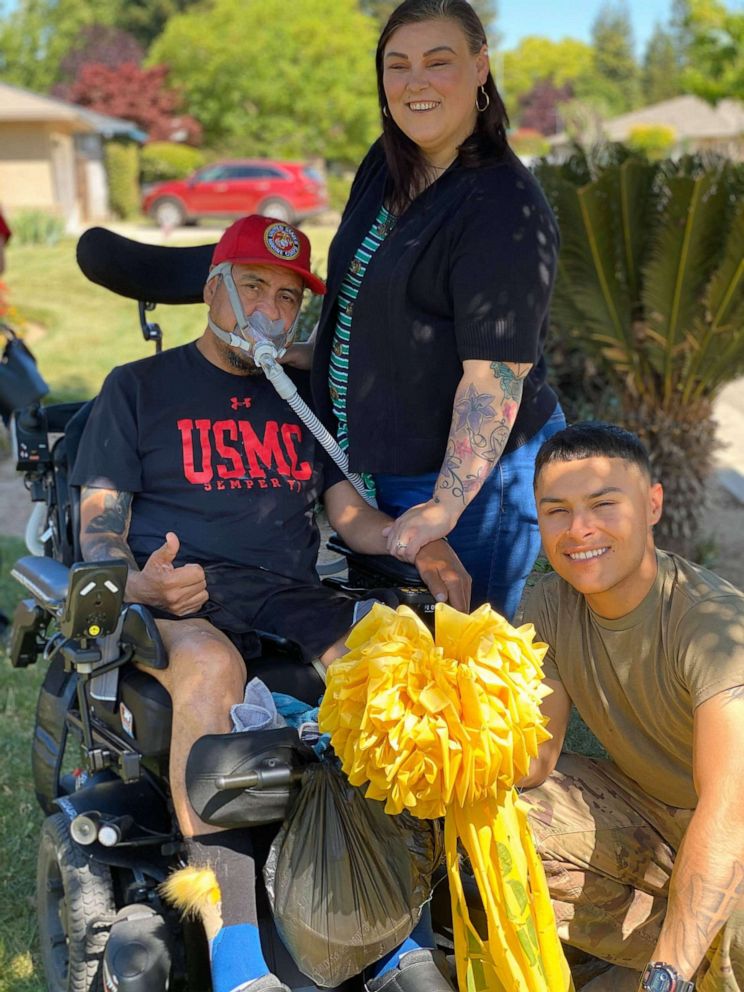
xmin=149 ymin=563 xmax=397 ymax=661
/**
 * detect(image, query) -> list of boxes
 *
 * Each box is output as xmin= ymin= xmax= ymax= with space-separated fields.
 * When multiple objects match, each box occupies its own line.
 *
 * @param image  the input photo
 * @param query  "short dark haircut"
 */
xmin=534 ymin=422 xmax=653 ymax=487
xmin=375 ymin=0 xmax=510 ymax=215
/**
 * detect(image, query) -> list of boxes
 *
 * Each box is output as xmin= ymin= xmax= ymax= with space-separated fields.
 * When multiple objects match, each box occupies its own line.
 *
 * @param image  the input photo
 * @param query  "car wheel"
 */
xmin=37 ymin=813 xmax=116 ymax=992
xmin=258 ymin=199 xmax=294 ymax=224
xmin=151 ymin=198 xmax=186 ymax=228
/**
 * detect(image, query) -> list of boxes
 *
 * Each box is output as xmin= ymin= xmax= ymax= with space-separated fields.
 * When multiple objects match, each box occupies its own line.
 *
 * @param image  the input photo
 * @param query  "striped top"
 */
xmin=329 ymin=204 xmax=396 ymax=500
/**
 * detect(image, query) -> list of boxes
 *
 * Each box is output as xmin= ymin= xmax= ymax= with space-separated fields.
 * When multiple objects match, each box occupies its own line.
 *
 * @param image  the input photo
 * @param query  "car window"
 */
xmin=223 ymin=165 xmax=285 ymax=180
xmin=194 ymin=164 xmax=230 ymax=182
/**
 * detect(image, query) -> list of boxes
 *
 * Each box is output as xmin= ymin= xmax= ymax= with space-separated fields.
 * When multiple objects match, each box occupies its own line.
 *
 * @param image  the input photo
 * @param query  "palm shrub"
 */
xmin=534 ymin=146 xmax=744 ymax=553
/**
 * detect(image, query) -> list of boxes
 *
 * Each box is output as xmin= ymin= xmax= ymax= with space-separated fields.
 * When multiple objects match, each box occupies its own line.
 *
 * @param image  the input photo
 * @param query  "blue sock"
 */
xmin=210 ymin=922 xmax=269 ymax=992
xmin=368 ymin=903 xmax=435 ymax=979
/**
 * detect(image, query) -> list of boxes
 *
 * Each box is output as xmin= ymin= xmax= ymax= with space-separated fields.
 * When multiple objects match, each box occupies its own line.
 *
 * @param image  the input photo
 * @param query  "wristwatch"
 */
xmin=641 ymin=962 xmax=695 ymax=992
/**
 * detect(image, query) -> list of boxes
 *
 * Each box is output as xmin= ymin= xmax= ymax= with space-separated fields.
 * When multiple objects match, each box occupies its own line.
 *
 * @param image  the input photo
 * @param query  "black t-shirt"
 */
xmin=71 ymin=343 xmax=344 ymax=583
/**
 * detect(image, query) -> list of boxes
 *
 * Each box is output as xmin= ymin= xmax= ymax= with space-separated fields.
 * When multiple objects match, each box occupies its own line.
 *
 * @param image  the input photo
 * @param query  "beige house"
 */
xmin=552 ymin=94 xmax=744 ymax=160
xmin=0 ymin=81 xmax=144 ymax=231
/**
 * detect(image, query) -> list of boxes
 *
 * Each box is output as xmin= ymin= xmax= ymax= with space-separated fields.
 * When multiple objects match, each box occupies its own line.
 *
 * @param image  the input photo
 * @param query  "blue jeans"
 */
xmin=374 ymin=405 xmax=566 ymax=620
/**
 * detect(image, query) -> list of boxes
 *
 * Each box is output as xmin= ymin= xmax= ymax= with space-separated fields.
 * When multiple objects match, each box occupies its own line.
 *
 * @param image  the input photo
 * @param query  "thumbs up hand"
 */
xmin=129 ymin=532 xmax=208 ymax=616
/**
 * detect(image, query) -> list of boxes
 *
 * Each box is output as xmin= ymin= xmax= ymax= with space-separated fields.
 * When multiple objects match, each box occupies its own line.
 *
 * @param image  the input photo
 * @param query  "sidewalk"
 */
xmin=713 ymin=379 xmax=744 ymax=503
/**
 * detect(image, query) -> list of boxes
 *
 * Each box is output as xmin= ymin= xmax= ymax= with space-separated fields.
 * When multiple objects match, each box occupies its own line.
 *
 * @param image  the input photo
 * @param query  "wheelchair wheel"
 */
xmin=37 ymin=812 xmax=115 ymax=992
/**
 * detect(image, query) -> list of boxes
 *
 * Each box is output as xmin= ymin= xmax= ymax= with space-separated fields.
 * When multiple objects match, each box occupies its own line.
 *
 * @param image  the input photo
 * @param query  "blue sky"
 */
xmin=497 ymin=0 xmax=674 ymax=54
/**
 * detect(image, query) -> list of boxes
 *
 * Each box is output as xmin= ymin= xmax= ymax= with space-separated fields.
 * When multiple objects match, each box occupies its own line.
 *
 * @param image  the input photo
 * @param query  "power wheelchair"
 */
xmin=7 ymin=229 xmax=470 ymax=992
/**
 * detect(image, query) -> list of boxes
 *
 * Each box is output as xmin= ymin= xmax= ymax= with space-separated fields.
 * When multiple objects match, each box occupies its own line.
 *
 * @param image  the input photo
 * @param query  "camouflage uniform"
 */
xmin=521 ymin=753 xmax=744 ymax=990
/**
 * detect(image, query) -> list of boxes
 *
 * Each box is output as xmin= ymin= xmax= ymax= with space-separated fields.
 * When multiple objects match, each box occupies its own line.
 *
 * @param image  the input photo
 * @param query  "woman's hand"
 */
xmin=382 ymin=499 xmax=459 ymax=563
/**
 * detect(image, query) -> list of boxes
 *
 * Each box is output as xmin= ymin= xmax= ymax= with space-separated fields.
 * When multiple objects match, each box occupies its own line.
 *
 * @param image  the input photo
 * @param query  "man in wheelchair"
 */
xmin=69 ymin=215 xmax=469 ymax=992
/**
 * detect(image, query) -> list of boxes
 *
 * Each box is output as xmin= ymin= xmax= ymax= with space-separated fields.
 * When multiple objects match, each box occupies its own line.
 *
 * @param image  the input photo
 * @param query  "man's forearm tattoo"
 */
xmin=664 ymin=862 xmax=744 ymax=972
xmin=81 ymin=491 xmax=137 ymax=567
xmin=434 ymin=364 xmax=529 ymax=507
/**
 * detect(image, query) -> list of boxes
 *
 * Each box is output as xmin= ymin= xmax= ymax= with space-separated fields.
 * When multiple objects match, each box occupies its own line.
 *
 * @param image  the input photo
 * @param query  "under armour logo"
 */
xmin=230 ymin=397 xmax=252 ymax=410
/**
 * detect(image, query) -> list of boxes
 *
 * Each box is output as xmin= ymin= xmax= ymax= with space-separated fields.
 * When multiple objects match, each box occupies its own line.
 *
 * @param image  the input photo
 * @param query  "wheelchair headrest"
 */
xmin=76 ymin=227 xmax=217 ymax=305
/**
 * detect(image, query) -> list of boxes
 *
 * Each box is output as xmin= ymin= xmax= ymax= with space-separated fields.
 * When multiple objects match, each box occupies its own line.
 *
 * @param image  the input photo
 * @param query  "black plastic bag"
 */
xmin=0 ymin=323 xmax=48 ymax=418
xmin=264 ymin=757 xmax=442 ymax=987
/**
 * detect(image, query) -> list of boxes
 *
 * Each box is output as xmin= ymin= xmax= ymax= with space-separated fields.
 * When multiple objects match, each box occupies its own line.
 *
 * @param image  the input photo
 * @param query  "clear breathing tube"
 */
xmin=208 ymin=265 xmax=375 ymax=507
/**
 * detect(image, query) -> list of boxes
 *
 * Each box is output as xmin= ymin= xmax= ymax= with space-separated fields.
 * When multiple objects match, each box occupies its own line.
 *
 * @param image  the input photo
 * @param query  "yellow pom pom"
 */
xmin=159 ymin=865 xmax=221 ymax=918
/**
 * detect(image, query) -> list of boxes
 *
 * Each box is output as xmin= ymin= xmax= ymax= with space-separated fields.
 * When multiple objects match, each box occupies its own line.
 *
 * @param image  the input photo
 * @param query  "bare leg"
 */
xmin=318 ymin=630 xmax=351 ymax=668
xmin=140 ymin=617 xmax=247 ymax=838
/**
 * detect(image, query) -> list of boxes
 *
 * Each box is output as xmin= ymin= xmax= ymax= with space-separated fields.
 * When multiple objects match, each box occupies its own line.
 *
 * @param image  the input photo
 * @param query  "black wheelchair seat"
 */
xmin=87 ymin=639 xmax=326 ymax=761
xmin=89 ymin=667 xmax=173 ymax=757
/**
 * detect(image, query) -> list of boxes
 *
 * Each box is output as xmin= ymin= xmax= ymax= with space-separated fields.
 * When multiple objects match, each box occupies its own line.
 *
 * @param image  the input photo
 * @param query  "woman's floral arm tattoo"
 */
xmin=434 ymin=362 xmax=531 ymax=508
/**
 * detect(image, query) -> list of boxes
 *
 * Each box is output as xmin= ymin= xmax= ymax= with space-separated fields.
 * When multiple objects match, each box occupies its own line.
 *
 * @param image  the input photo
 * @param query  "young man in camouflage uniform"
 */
xmin=520 ymin=422 xmax=744 ymax=992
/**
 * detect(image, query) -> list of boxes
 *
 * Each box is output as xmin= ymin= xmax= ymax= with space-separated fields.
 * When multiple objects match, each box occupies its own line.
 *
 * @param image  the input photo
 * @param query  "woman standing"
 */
xmin=310 ymin=0 xmax=564 ymax=618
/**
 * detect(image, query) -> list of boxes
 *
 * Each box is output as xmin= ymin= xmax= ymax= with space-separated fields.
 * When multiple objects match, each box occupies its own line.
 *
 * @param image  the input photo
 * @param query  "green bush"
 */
xmin=140 ymin=142 xmax=206 ymax=184
xmin=9 ymin=210 xmax=65 ymax=246
xmin=326 ymin=172 xmax=353 ymax=213
xmin=105 ymin=141 xmax=140 ymax=219
xmin=627 ymin=124 xmax=676 ymax=160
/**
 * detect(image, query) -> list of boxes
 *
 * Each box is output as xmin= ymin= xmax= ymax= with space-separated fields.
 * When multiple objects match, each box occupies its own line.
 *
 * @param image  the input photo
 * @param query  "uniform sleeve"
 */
xmin=675 ymin=596 xmax=744 ymax=708
xmin=521 ymin=574 xmax=561 ymax=684
xmin=0 ymin=211 xmax=10 ymax=243
xmin=70 ymin=366 xmax=143 ymax=493
xmin=449 ymin=173 xmax=558 ymax=363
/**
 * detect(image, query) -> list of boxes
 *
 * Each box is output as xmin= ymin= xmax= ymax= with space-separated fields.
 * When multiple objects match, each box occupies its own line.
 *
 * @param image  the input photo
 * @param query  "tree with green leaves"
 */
xmin=502 ymin=36 xmax=594 ymax=111
xmin=642 ymin=24 xmax=684 ymax=103
xmin=534 ymin=148 xmax=744 ymax=553
xmin=591 ymin=0 xmax=641 ymax=113
xmin=680 ymin=0 xmax=744 ymax=102
xmin=0 ymin=0 xmax=119 ymax=91
xmin=359 ymin=0 xmax=498 ymax=32
xmin=149 ymin=0 xmax=379 ymax=166
xmin=114 ymin=0 xmax=205 ymax=48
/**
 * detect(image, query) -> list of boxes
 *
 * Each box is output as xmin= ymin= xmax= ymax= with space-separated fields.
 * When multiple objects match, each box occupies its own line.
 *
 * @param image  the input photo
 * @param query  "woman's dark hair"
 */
xmin=533 ymin=422 xmax=654 ymax=487
xmin=376 ymin=0 xmax=509 ymax=214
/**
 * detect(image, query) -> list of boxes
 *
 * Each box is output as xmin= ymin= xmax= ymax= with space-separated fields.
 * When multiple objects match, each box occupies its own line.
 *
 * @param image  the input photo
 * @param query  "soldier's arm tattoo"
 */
xmin=79 ymin=487 xmax=138 ymax=569
xmin=659 ymin=859 xmax=744 ymax=976
xmin=434 ymin=362 xmax=531 ymax=509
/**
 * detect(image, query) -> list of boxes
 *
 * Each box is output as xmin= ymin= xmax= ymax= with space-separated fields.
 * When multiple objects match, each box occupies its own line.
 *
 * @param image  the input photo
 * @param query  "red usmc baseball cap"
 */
xmin=211 ymin=215 xmax=326 ymax=295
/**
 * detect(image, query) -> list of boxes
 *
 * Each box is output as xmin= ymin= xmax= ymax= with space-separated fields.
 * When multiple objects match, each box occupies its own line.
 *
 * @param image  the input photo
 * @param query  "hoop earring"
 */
xmin=475 ymin=85 xmax=490 ymax=112
xmin=382 ymin=105 xmax=390 ymax=118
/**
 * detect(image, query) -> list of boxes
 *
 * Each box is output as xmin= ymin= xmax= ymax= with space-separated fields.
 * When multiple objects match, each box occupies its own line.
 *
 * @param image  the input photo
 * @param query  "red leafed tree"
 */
xmin=519 ymin=80 xmax=574 ymax=136
xmin=53 ymin=25 xmax=146 ymax=89
xmin=63 ymin=62 xmax=202 ymax=145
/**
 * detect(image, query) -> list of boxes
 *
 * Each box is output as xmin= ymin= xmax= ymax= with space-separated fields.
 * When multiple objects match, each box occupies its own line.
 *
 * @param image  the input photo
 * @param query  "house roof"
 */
xmin=603 ymin=95 xmax=744 ymax=141
xmin=0 ymin=81 xmax=145 ymax=140
xmin=552 ymin=94 xmax=744 ymax=147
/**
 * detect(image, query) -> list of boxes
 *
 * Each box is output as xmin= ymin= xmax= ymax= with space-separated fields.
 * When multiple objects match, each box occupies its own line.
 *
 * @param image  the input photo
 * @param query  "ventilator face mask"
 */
xmin=206 ymin=261 xmax=301 ymax=363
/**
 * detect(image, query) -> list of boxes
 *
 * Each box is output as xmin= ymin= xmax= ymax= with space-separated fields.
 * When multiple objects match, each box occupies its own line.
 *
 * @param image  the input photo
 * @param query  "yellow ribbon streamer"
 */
xmin=318 ymin=602 xmax=574 ymax=992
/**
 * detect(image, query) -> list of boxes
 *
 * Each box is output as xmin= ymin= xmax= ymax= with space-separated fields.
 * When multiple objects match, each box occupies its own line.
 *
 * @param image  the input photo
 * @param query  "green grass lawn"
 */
xmin=0 ymin=538 xmax=45 ymax=992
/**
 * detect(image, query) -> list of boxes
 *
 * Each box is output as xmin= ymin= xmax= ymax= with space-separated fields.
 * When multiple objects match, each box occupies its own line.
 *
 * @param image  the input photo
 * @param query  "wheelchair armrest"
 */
xmin=326 ymin=534 xmax=425 ymax=586
xmin=11 ymin=557 xmax=127 ymax=641
xmin=120 ymin=604 xmax=168 ymax=670
xmin=11 ymin=556 xmax=71 ymax=612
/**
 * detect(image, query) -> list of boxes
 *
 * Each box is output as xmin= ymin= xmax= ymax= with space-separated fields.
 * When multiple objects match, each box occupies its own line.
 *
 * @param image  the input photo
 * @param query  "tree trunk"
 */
xmin=619 ymin=399 xmax=718 ymax=559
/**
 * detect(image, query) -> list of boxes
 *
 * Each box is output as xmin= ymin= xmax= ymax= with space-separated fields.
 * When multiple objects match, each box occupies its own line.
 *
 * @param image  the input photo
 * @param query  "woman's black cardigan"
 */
xmin=310 ymin=140 xmax=560 ymax=476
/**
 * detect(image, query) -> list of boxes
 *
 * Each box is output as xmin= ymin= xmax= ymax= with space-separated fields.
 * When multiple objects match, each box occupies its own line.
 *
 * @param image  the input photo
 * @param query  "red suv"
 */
xmin=142 ymin=159 xmax=328 ymax=227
